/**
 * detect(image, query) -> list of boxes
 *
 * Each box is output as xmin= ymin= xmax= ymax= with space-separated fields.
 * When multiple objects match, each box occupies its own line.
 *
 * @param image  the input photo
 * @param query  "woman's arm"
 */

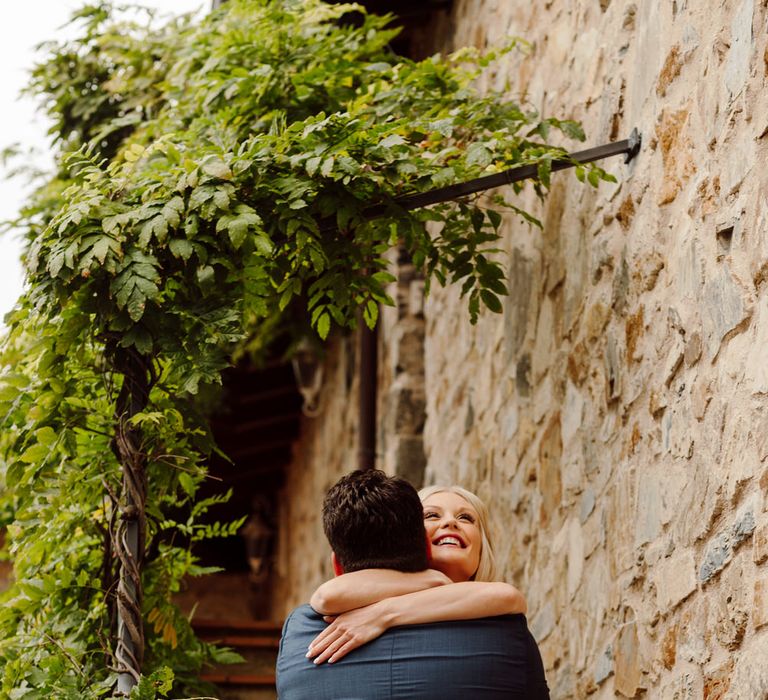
xmin=307 ymin=581 xmax=526 ymax=664
xmin=310 ymin=568 xmax=451 ymax=615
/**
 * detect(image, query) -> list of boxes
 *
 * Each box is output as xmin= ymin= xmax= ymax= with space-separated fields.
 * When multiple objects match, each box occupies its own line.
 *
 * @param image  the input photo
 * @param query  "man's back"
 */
xmin=276 ymin=604 xmax=549 ymax=700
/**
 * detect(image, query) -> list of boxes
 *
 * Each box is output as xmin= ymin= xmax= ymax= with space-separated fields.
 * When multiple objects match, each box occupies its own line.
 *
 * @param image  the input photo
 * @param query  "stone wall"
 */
xmin=271 ymin=1 xmax=768 ymax=697
xmin=418 ymin=0 xmax=768 ymax=697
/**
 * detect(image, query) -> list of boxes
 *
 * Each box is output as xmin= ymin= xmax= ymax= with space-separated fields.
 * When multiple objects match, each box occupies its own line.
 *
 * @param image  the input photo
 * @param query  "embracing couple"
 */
xmin=276 ymin=469 xmax=550 ymax=699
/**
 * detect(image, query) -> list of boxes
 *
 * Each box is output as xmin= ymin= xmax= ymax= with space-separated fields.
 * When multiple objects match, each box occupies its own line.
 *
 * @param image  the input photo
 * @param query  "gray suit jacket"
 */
xmin=276 ymin=604 xmax=549 ymax=699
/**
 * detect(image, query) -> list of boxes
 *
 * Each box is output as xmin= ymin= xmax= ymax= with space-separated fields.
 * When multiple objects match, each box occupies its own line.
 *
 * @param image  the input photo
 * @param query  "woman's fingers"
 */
xmin=327 ymin=636 xmax=364 ymax=663
xmin=312 ymin=630 xmax=350 ymax=664
xmin=308 ymin=619 xmax=345 ymax=658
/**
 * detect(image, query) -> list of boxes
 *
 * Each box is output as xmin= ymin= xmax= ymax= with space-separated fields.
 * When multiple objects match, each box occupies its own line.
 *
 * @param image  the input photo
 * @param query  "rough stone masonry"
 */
xmin=273 ymin=1 xmax=768 ymax=698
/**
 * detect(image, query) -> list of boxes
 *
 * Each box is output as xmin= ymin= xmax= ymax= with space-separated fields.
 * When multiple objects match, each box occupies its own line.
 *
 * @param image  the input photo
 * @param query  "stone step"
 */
xmin=195 ymin=618 xmax=282 ymax=700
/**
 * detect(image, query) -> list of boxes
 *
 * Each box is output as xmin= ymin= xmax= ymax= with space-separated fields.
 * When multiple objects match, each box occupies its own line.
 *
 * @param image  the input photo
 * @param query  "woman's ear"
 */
xmin=331 ymin=551 xmax=344 ymax=577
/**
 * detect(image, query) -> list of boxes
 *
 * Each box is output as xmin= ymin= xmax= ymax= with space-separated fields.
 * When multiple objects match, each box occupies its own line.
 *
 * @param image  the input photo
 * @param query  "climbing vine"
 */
xmin=0 ymin=0 xmax=614 ymax=697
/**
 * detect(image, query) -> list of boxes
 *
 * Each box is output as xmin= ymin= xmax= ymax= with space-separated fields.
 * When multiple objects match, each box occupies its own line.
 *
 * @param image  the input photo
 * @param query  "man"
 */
xmin=276 ymin=470 xmax=549 ymax=699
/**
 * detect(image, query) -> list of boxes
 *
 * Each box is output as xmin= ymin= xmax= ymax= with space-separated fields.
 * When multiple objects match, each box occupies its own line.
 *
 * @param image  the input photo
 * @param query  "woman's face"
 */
xmin=422 ymin=491 xmax=482 ymax=582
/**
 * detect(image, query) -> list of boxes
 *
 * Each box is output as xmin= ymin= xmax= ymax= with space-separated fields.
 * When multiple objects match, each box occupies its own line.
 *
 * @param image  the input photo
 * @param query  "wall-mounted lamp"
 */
xmin=291 ymin=337 xmax=324 ymax=417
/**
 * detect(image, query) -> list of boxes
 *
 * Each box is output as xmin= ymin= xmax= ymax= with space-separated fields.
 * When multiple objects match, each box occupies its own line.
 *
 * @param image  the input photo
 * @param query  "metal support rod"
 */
xmin=368 ymin=129 xmax=642 ymax=216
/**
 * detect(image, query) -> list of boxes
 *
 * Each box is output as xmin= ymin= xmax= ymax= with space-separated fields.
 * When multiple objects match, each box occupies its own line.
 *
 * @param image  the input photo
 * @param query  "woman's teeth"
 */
xmin=437 ymin=536 xmax=462 ymax=547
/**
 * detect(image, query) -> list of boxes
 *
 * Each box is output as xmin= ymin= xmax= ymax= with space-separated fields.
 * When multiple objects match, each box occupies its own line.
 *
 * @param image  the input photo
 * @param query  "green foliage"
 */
xmin=0 ymin=0 xmax=616 ymax=696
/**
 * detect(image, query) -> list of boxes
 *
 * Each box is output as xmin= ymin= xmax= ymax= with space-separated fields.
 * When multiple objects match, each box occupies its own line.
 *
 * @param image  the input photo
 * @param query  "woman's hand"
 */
xmin=306 ymin=601 xmax=391 ymax=664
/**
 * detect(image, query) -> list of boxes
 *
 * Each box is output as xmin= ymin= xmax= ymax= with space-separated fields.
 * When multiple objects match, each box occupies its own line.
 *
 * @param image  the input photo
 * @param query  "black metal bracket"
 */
xmin=384 ymin=128 xmax=642 ymax=213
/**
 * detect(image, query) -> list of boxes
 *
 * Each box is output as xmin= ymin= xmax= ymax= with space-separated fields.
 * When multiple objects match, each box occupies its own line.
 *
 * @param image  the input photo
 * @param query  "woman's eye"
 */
xmin=459 ymin=514 xmax=475 ymax=523
xmin=424 ymin=512 xmax=438 ymax=519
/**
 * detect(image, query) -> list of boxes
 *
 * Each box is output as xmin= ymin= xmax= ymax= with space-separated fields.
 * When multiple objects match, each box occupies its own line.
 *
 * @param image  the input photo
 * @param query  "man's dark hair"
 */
xmin=322 ymin=469 xmax=428 ymax=573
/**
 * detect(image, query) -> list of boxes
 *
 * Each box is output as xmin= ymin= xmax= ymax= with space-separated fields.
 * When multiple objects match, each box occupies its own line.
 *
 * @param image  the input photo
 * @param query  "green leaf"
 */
xmin=20 ymin=443 xmax=50 ymax=464
xmin=379 ymin=133 xmax=406 ymax=148
xmin=178 ymin=472 xmax=196 ymax=498
xmin=363 ymin=300 xmax=378 ymax=328
xmin=480 ymin=289 xmax=503 ymax=313
xmin=197 ymin=264 xmax=215 ymax=290
xmin=169 ymin=238 xmax=194 ymax=260
xmin=316 ymin=312 xmax=331 ymax=340
xmin=202 ymin=158 xmax=233 ymax=180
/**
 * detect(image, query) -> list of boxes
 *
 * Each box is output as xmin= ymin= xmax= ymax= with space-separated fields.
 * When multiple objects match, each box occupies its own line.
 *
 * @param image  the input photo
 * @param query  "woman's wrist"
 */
xmin=375 ymin=597 xmax=400 ymax=629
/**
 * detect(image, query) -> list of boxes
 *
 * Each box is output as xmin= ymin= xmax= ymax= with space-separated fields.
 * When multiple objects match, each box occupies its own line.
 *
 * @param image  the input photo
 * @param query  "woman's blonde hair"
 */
xmin=417 ymin=485 xmax=497 ymax=582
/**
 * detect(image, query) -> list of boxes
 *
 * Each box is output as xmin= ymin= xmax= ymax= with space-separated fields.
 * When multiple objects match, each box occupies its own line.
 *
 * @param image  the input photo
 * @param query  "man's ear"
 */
xmin=331 ymin=551 xmax=344 ymax=577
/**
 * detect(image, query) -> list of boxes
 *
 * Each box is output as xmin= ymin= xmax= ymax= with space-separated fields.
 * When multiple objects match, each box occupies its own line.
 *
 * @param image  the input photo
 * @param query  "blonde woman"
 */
xmin=306 ymin=485 xmax=527 ymax=665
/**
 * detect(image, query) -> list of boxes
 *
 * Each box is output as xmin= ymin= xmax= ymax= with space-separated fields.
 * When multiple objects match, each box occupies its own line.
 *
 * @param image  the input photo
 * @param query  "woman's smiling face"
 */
xmin=422 ymin=491 xmax=482 ymax=582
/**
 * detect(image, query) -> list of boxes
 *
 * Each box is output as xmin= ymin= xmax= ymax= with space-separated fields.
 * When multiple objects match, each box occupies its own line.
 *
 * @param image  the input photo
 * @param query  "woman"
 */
xmin=306 ymin=485 xmax=527 ymax=665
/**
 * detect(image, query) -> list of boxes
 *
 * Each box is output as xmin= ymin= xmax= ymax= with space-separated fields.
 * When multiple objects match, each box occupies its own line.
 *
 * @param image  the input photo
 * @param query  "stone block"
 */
xmin=384 ymin=385 xmax=426 ymax=435
xmin=504 ymin=247 xmax=533 ymax=362
xmin=567 ymin=340 xmax=590 ymax=386
xmin=712 ymin=558 xmax=749 ymax=651
xmin=660 ymin=671 xmax=702 ymax=700
xmin=699 ymin=506 xmax=756 ymax=583
xmin=580 ymin=487 xmax=596 ymax=524
xmin=745 ymin=296 xmax=768 ymax=394
xmin=538 ymin=414 xmax=562 ymax=527
xmin=593 ymin=643 xmax=613 ymax=686
xmin=703 ymin=659 xmax=733 ymax=700
xmin=727 ymin=640 xmax=768 ymax=699
xmin=702 ymin=268 xmax=749 ymax=360
xmin=654 ymin=548 xmax=697 ymax=611
xmin=391 ymin=436 xmax=426 ymax=488
xmin=699 ymin=532 xmax=733 ymax=583
xmin=684 ymin=331 xmax=702 ymax=367
xmin=561 ymin=380 xmax=584 ymax=446
xmin=655 ymin=107 xmax=696 ymax=205
xmin=754 ymin=578 xmax=768 ymax=630
xmin=754 ymin=522 xmax=768 ymax=564
xmin=678 ymin=595 xmax=712 ymax=665
xmin=635 ymin=471 xmax=663 ymax=545
xmin=724 ymin=0 xmax=754 ymax=99
xmin=604 ymin=333 xmax=622 ymax=403
xmin=530 ymin=600 xmax=555 ymax=642
xmin=565 ymin=517 xmax=585 ymax=600
xmin=660 ymin=624 xmax=676 ymax=670
xmin=614 ymin=620 xmax=641 ymax=698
